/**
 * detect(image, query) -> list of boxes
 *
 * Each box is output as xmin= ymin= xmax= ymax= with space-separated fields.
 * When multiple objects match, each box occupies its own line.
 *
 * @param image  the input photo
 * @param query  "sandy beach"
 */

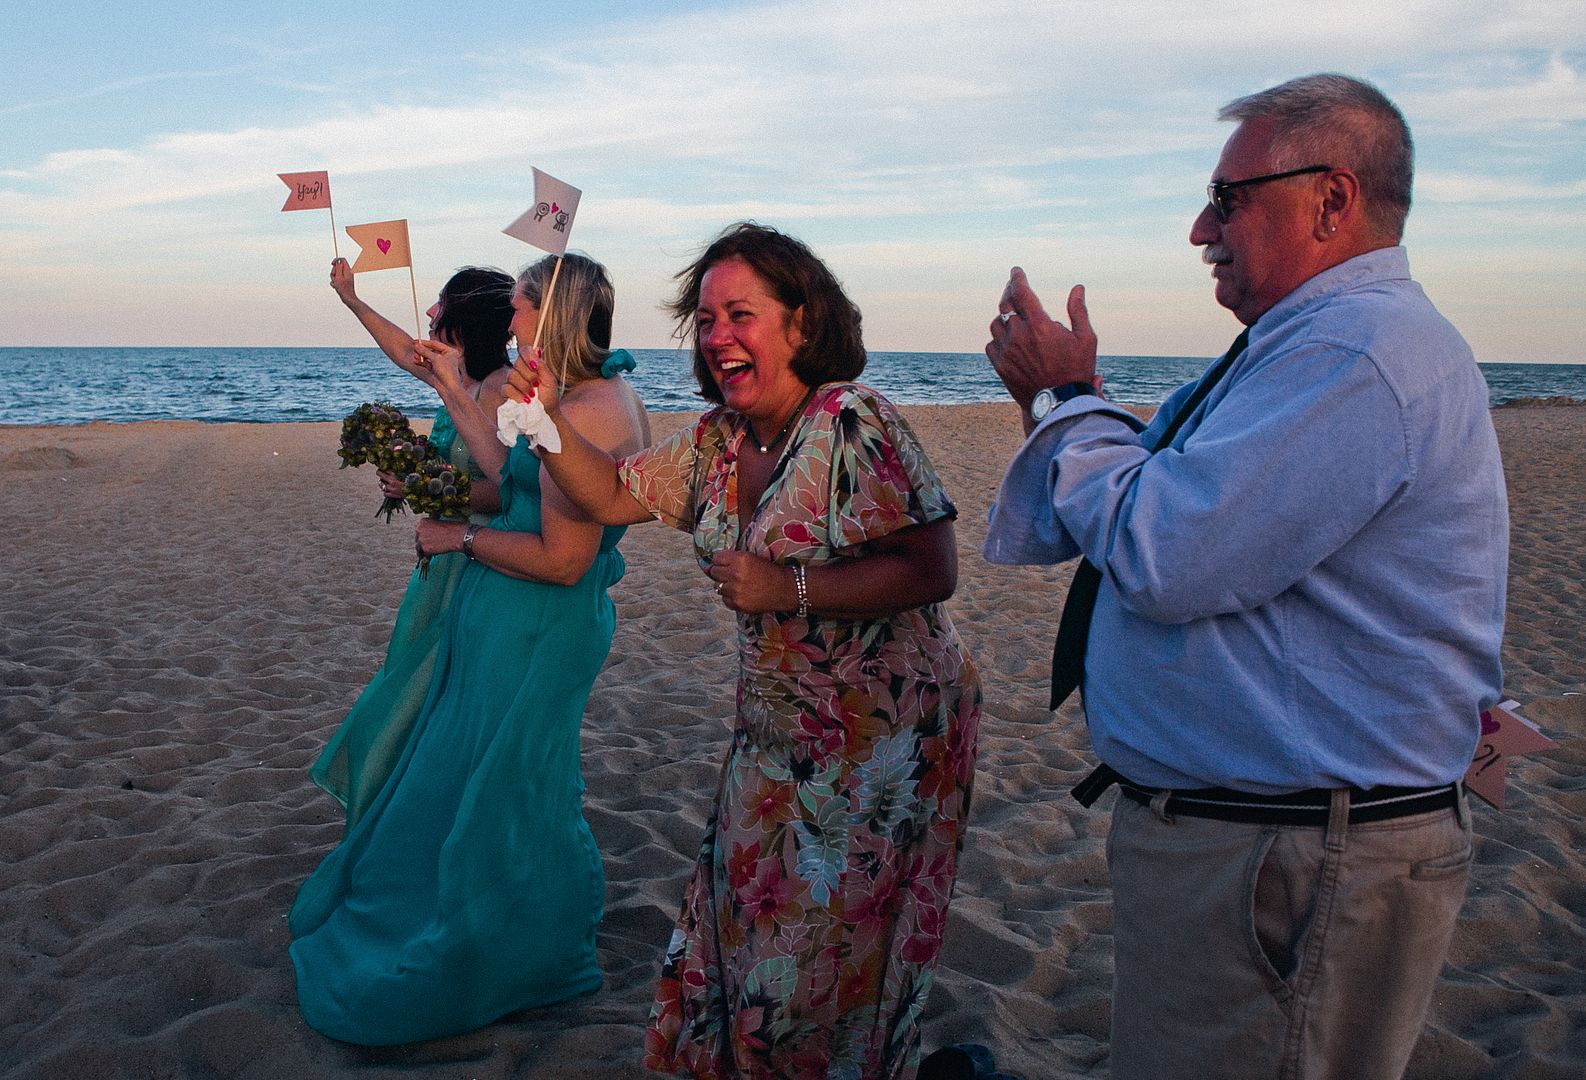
xmin=2 ymin=402 xmax=1582 ymax=1079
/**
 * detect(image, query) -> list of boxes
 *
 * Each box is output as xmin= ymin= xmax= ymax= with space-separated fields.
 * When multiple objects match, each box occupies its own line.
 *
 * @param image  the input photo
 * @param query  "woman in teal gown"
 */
xmin=312 ymin=262 xmax=516 ymax=829
xmin=290 ymin=253 xmax=652 ymax=1046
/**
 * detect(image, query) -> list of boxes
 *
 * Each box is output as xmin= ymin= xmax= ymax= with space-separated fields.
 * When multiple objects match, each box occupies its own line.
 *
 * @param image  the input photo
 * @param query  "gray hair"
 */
xmin=1219 ymin=73 xmax=1413 ymax=242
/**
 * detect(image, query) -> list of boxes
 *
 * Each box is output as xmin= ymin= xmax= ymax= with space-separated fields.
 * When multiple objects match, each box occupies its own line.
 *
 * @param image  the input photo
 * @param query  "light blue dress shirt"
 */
xmin=985 ymin=247 xmax=1508 ymax=793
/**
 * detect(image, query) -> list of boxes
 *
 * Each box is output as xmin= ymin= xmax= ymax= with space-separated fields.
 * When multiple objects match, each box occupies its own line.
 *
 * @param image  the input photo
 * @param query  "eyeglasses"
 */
xmin=1206 ymin=165 xmax=1333 ymax=223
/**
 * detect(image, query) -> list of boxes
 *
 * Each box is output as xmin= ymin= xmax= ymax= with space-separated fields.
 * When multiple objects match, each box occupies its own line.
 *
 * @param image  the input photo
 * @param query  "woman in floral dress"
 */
xmin=516 ymin=223 xmax=981 ymax=1078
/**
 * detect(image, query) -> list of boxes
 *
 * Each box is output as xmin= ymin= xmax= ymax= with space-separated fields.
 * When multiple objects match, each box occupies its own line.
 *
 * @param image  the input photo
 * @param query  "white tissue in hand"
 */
xmin=496 ymin=396 xmax=562 ymax=453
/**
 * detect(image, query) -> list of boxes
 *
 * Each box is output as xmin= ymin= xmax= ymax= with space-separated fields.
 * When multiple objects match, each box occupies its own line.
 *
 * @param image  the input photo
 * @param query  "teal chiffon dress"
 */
xmin=290 ymin=373 xmax=631 ymax=1045
xmin=309 ymin=405 xmax=490 ymax=831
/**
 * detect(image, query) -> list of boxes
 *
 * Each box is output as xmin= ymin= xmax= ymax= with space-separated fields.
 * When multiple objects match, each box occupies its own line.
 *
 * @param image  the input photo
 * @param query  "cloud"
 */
xmin=0 ymin=68 xmax=243 ymax=117
xmin=2 ymin=1 xmax=1581 ymax=358
xmin=1418 ymin=170 xmax=1586 ymax=203
xmin=1400 ymin=52 xmax=1586 ymax=134
xmin=10 ymin=2 xmax=1571 ymax=216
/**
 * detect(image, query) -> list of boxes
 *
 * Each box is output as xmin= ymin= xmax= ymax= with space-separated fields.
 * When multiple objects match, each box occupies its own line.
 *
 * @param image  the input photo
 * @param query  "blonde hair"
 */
xmin=515 ymin=252 xmax=615 ymax=388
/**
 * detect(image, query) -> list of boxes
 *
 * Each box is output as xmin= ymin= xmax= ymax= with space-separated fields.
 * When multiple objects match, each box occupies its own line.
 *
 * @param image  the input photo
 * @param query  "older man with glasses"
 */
xmin=982 ymin=73 xmax=1507 ymax=1080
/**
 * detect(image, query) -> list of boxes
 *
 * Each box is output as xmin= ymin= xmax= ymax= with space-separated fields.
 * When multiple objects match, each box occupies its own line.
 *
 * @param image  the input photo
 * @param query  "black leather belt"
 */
xmin=1072 ymin=763 xmax=1460 ymax=826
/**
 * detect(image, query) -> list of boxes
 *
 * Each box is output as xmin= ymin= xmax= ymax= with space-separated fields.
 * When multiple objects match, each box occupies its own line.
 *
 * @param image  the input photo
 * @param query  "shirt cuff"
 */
xmin=983 ymin=399 xmax=1143 ymax=565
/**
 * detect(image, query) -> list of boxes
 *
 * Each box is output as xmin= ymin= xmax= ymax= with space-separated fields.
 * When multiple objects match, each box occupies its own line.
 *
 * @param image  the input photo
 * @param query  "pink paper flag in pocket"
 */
xmin=1464 ymin=701 xmax=1560 ymax=809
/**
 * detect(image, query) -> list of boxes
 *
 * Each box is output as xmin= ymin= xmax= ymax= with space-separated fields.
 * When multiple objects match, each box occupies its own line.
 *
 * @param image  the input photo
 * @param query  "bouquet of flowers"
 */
xmin=339 ymin=402 xmax=418 ymax=521
xmin=338 ymin=402 xmax=471 ymax=525
xmin=398 ymin=449 xmax=471 ymax=520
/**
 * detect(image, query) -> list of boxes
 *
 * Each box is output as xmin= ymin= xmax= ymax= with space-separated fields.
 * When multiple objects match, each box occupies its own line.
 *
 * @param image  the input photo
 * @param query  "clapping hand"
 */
xmin=985 ymin=267 xmax=1100 ymax=414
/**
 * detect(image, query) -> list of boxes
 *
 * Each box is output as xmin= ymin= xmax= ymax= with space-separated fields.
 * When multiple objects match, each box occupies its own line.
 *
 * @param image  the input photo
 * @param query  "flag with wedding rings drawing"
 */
xmin=502 ymin=169 xmax=581 ymax=255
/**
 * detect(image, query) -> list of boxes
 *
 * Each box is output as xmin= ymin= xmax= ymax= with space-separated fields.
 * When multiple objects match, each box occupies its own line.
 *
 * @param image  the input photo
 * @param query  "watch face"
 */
xmin=1031 ymin=389 xmax=1056 ymax=420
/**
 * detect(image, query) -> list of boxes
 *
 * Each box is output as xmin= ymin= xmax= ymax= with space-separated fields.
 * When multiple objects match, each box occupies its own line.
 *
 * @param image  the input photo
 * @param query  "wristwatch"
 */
xmin=1030 ymin=381 xmax=1097 ymax=421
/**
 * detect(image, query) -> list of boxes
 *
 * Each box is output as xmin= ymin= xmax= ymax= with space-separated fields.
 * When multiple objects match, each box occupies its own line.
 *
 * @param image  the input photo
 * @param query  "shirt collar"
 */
xmin=1253 ymin=245 xmax=1411 ymax=336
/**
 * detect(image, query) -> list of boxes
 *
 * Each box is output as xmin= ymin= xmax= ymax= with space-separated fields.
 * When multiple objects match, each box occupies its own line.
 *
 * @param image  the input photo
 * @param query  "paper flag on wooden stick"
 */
xmin=278 ymin=171 xmax=332 ymax=212
xmin=345 ymin=219 xmax=412 ymax=273
xmin=1464 ymin=700 xmax=1559 ymax=809
xmin=502 ymin=168 xmax=581 ymax=255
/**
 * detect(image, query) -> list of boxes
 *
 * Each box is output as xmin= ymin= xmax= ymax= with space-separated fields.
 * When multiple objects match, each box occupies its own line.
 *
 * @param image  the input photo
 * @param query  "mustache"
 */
xmin=1202 ymin=245 xmax=1232 ymax=265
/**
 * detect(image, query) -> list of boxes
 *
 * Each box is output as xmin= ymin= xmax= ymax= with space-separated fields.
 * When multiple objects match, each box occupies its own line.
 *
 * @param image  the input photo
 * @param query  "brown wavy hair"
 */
xmin=667 ymin=222 xmax=866 ymax=404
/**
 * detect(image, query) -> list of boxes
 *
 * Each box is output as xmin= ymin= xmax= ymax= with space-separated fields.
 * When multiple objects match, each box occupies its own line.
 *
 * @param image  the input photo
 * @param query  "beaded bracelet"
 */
xmin=793 ymin=563 xmax=809 ymax=618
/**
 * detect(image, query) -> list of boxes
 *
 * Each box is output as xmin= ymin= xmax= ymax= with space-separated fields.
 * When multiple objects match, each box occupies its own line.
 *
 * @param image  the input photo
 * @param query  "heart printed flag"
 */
xmin=345 ymin=219 xmax=412 ymax=273
xmin=502 ymin=168 xmax=581 ymax=255
xmin=1464 ymin=700 xmax=1560 ymax=809
xmin=278 ymin=171 xmax=332 ymax=212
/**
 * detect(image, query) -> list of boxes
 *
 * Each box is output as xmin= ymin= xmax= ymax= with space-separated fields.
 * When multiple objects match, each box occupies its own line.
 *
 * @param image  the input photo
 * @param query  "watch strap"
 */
xmin=1051 ymin=381 xmax=1098 ymax=403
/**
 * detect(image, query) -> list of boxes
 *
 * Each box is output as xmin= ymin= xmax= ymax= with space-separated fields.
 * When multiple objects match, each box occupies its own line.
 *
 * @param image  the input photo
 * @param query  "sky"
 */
xmin=2 ymin=1 xmax=1582 ymax=362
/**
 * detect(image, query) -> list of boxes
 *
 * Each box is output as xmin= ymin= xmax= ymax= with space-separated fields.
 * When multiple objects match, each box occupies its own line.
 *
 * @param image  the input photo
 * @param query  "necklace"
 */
xmin=753 ymin=387 xmax=815 ymax=454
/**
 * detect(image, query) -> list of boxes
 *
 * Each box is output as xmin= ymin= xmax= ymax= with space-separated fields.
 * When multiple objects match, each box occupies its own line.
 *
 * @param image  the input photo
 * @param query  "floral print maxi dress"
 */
xmin=619 ymin=382 xmax=981 ymax=1080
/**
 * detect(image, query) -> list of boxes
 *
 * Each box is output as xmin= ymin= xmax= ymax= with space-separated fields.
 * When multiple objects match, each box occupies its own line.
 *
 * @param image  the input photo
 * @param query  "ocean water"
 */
xmin=1 ymin=347 xmax=1582 ymax=425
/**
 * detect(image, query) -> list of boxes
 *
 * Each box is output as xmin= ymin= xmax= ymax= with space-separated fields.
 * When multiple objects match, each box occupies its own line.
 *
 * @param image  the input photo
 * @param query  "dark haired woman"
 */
xmin=291 ymin=253 xmax=650 ymax=1045
xmin=515 ymin=224 xmax=981 ymax=1078
xmin=312 ymin=260 xmax=515 ymax=829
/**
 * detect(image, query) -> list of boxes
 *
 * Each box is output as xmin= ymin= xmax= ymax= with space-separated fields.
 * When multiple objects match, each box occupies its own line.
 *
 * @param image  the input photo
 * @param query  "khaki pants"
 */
xmin=1105 ymin=789 xmax=1472 ymax=1080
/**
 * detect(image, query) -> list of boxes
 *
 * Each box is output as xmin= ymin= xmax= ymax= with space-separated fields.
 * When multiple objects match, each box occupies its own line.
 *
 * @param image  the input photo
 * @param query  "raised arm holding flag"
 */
xmin=343 ymin=218 xmax=422 ymax=339
xmin=496 ymin=168 xmax=583 ymax=451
